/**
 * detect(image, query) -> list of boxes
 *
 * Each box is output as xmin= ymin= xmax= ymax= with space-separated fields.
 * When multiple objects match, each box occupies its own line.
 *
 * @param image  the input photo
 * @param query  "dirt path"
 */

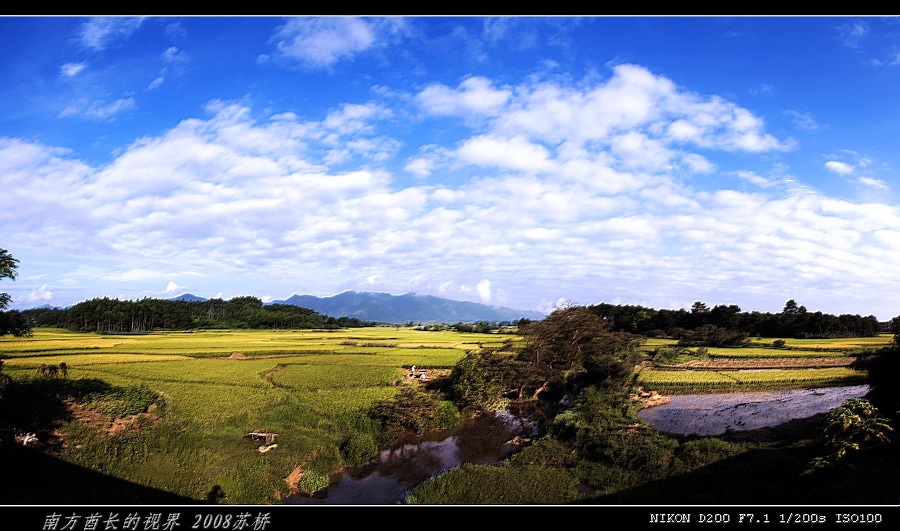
xmin=637 ymin=384 xmax=870 ymax=436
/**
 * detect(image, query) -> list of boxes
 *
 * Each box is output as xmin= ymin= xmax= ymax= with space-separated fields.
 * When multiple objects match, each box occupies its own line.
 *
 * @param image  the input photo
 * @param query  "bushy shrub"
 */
xmin=804 ymin=398 xmax=894 ymax=475
xmin=449 ymin=351 xmax=507 ymax=411
xmin=341 ymin=430 xmax=377 ymax=468
xmin=369 ymin=388 xmax=460 ymax=437
xmin=297 ymin=470 xmax=329 ymax=495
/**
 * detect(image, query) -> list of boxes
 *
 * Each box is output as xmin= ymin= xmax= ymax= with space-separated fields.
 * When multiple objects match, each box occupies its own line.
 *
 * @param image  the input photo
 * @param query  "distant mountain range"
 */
xmin=170 ymin=290 xmax=546 ymax=324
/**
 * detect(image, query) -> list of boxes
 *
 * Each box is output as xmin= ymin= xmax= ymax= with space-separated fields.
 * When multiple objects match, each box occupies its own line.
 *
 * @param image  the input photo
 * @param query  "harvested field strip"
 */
xmin=704 ymin=347 xmax=855 ymax=358
xmin=666 ymin=357 xmax=855 ymax=370
xmin=636 ymin=367 xmax=868 ymax=389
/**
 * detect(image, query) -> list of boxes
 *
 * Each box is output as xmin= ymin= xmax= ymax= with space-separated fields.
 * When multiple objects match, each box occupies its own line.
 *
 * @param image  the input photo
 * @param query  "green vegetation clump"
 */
xmin=804 ymin=398 xmax=894 ymax=475
xmin=296 ymin=469 xmax=330 ymax=495
xmin=404 ymin=463 xmax=580 ymax=504
xmin=369 ymin=387 xmax=460 ymax=441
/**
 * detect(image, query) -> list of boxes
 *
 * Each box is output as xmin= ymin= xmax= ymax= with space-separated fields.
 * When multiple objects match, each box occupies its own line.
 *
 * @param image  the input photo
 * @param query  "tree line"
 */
xmin=20 ymin=296 xmax=377 ymax=333
xmin=584 ymin=299 xmax=882 ymax=339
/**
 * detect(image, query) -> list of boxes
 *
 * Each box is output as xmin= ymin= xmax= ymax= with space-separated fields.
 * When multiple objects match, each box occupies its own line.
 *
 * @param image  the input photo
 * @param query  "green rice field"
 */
xmin=0 ymin=327 xmax=506 ymax=503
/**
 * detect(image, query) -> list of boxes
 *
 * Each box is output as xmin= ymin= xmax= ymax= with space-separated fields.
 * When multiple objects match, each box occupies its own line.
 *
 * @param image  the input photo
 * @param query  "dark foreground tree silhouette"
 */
xmin=0 ymin=248 xmax=31 ymax=338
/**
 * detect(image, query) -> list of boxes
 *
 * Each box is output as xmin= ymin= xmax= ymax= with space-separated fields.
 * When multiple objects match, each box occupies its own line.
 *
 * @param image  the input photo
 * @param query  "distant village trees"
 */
xmin=587 ymin=300 xmax=880 ymax=340
xmin=22 ymin=296 xmax=375 ymax=333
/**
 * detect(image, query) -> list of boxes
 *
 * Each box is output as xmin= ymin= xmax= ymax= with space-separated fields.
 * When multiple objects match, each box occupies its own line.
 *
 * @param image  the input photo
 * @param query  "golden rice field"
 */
xmin=747 ymin=334 xmax=894 ymax=350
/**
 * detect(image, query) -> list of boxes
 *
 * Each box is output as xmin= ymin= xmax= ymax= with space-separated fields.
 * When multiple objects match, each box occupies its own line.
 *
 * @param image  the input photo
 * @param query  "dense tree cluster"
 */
xmin=21 ymin=296 xmax=376 ymax=333
xmin=451 ymin=306 xmax=642 ymax=410
xmin=588 ymin=299 xmax=881 ymax=339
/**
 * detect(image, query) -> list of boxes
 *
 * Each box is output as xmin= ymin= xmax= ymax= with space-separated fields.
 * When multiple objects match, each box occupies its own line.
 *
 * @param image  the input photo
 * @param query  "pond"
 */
xmin=637 ymin=384 xmax=871 ymax=436
xmin=284 ymin=410 xmax=536 ymax=505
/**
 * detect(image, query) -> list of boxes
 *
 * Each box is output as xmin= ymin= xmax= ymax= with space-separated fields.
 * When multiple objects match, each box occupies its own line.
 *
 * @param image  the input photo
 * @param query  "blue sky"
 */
xmin=2 ymin=16 xmax=900 ymax=320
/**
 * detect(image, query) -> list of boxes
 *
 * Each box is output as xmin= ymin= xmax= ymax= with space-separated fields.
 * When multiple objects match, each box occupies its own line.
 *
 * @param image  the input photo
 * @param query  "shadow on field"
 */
xmin=0 ymin=377 xmax=202 ymax=505
xmin=0 ymin=443 xmax=201 ymax=505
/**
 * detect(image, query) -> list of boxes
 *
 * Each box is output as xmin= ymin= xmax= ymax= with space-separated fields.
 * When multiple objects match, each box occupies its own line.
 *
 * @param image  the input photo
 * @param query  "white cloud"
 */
xmin=60 ymin=97 xmax=136 ymax=120
xmin=162 ymin=46 xmax=188 ymax=64
xmin=825 ymin=160 xmax=854 ymax=175
xmin=476 ymin=279 xmax=492 ymax=304
xmin=735 ymin=170 xmax=777 ymax=188
xmin=272 ymin=17 xmax=377 ymax=67
xmin=147 ymin=76 xmax=164 ymax=90
xmin=24 ymin=284 xmax=53 ymax=303
xmin=836 ymin=20 xmax=869 ymax=49
xmin=681 ymin=153 xmax=714 ymax=174
xmin=404 ymin=157 xmax=433 ymax=178
xmin=857 ymin=177 xmax=889 ymax=190
xmin=60 ymin=62 xmax=86 ymax=77
xmin=871 ymin=46 xmax=900 ymax=67
xmin=416 ymin=76 xmax=511 ymax=116
xmin=163 ymin=281 xmax=187 ymax=295
xmin=456 ymin=135 xmax=551 ymax=172
xmin=79 ymin=17 xmax=144 ymax=51
xmin=785 ymin=110 xmax=819 ymax=131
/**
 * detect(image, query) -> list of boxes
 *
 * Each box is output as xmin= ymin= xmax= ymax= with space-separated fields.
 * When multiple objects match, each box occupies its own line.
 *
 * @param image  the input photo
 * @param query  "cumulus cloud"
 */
xmin=24 ymin=284 xmax=53 ymax=304
xmin=163 ymin=281 xmax=186 ymax=295
xmin=417 ymin=76 xmax=511 ymax=116
xmin=476 ymin=279 xmax=492 ymax=304
xmin=271 ymin=17 xmax=379 ymax=67
xmin=404 ymin=157 xmax=433 ymax=178
xmin=456 ymin=135 xmax=551 ymax=172
xmin=825 ymin=160 xmax=855 ymax=175
xmin=79 ymin=17 xmax=144 ymax=51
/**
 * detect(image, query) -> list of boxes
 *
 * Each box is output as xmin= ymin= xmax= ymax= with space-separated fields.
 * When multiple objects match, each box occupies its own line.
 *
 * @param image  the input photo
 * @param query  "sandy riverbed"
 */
xmin=637 ymin=384 xmax=870 ymax=436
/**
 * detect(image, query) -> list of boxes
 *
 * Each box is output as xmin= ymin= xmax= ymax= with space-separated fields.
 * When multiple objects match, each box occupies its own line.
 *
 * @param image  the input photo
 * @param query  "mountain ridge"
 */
xmin=167 ymin=290 xmax=545 ymax=324
xmin=271 ymin=290 xmax=546 ymax=324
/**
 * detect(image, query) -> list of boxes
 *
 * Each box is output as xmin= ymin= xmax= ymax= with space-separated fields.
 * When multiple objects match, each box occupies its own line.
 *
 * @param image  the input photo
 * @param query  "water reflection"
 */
xmin=638 ymin=384 xmax=870 ymax=436
xmin=285 ymin=412 xmax=529 ymax=505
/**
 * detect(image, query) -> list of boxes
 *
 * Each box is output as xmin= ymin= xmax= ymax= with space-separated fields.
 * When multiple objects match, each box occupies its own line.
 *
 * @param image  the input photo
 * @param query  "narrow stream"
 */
xmin=284 ymin=410 xmax=536 ymax=505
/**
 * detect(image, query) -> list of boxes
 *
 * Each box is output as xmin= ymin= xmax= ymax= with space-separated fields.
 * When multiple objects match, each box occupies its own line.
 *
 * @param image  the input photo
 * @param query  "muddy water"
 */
xmin=285 ymin=411 xmax=535 ymax=505
xmin=638 ymin=384 xmax=871 ymax=436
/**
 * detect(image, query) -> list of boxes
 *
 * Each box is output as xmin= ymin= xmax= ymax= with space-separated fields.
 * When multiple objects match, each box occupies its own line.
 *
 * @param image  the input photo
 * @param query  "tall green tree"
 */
xmin=516 ymin=306 xmax=641 ymax=398
xmin=0 ymin=248 xmax=32 ymax=337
